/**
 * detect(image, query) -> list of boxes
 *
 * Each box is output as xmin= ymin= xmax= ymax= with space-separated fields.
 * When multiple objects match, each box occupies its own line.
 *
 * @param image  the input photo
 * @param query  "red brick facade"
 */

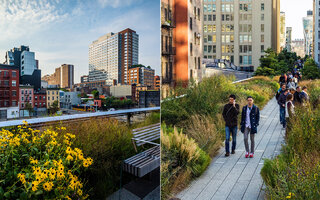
xmin=0 ymin=64 xmax=19 ymax=107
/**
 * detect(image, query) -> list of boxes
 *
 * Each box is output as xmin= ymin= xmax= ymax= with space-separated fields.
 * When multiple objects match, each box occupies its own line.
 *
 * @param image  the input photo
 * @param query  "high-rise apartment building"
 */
xmin=203 ymin=0 xmax=280 ymax=71
xmin=280 ymin=12 xmax=286 ymax=50
xmin=0 ymin=64 xmax=19 ymax=107
xmin=41 ymin=64 xmax=74 ymax=88
xmin=128 ymin=66 xmax=155 ymax=88
xmin=303 ymin=11 xmax=313 ymax=56
xmin=286 ymin=27 xmax=292 ymax=52
xmin=88 ymin=28 xmax=139 ymax=85
xmin=4 ymin=45 xmax=41 ymax=90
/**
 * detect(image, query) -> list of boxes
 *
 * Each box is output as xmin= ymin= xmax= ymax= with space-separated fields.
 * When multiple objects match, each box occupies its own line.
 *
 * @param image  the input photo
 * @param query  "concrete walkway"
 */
xmin=176 ymin=98 xmax=285 ymax=200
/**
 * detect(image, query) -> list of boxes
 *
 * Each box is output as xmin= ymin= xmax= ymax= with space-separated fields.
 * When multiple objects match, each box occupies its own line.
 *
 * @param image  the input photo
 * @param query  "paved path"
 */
xmin=176 ymin=98 xmax=285 ymax=200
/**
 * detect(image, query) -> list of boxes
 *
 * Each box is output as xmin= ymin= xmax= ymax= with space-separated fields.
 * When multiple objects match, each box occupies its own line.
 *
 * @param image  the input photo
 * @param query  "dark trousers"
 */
xmin=225 ymin=126 xmax=237 ymax=153
xmin=280 ymin=107 xmax=285 ymax=125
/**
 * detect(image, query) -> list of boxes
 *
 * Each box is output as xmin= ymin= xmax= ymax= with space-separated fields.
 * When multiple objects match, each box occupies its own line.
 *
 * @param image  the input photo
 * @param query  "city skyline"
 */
xmin=281 ymin=0 xmax=313 ymax=40
xmin=0 ymin=0 xmax=160 ymax=83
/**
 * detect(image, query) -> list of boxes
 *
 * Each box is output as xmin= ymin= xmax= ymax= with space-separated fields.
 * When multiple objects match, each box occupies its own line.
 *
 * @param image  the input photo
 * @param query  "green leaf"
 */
xmin=35 ymin=190 xmax=43 ymax=196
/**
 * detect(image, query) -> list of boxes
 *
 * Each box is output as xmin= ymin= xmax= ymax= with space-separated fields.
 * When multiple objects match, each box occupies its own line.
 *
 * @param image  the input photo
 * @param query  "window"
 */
xmin=261 ymin=24 xmax=264 ymax=32
xmin=190 ymin=17 xmax=193 ymax=30
xmin=52 ymin=97 xmax=54 ymax=101
xmin=261 ymin=45 xmax=265 ymax=53
xmin=21 ymin=90 xmax=24 ymax=95
xmin=12 ymin=101 xmax=17 ymax=106
xmin=204 ymin=15 xmax=207 ymax=21
xmin=48 ymin=97 xmax=50 ymax=100
xmin=261 ymin=14 xmax=264 ymax=21
xmin=261 ymin=34 xmax=264 ymax=42
xmin=12 ymin=91 xmax=16 ymax=96
xmin=12 ymin=71 xmax=16 ymax=77
xmin=261 ymin=3 xmax=264 ymax=11
xmin=190 ymin=43 xmax=193 ymax=56
xmin=12 ymin=80 xmax=16 ymax=87
xmin=22 ymin=97 xmax=24 ymax=101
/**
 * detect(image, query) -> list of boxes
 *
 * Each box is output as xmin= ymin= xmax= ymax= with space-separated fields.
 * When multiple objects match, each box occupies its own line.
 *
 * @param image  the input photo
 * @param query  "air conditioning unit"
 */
xmin=197 ymin=33 xmax=201 ymax=38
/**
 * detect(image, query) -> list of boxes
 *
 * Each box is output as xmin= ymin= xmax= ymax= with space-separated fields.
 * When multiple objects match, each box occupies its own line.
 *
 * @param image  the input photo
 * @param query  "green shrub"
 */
xmin=261 ymin=80 xmax=320 ymax=200
xmin=161 ymin=125 xmax=211 ymax=199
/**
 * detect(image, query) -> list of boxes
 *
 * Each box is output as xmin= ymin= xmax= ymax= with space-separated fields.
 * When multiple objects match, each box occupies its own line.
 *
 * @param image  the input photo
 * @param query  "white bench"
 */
xmin=123 ymin=123 xmax=160 ymax=177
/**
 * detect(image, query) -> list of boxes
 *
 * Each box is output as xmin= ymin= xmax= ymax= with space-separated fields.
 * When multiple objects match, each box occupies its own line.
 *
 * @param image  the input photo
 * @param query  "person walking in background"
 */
xmin=278 ymin=89 xmax=289 ymax=128
xmin=287 ymin=78 xmax=296 ymax=90
xmin=222 ymin=94 xmax=240 ymax=157
xmin=279 ymin=74 xmax=286 ymax=85
xmin=301 ymin=86 xmax=310 ymax=104
xmin=276 ymin=84 xmax=286 ymax=101
xmin=294 ymin=86 xmax=303 ymax=105
xmin=285 ymin=93 xmax=295 ymax=131
xmin=240 ymin=96 xmax=260 ymax=158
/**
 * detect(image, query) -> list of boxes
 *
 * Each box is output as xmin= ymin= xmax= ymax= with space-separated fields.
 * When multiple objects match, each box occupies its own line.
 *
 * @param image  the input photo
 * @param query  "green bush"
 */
xmin=161 ymin=125 xmax=211 ymax=199
xmin=261 ymin=81 xmax=320 ymax=200
xmin=301 ymin=58 xmax=320 ymax=80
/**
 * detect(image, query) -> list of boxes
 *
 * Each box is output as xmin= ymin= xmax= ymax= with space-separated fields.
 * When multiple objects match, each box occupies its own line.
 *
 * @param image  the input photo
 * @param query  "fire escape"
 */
xmin=161 ymin=2 xmax=176 ymax=85
xmin=0 ymin=73 xmax=11 ymax=107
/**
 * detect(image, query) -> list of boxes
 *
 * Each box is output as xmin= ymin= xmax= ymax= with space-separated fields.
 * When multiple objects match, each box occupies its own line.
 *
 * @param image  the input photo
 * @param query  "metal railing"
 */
xmin=0 ymin=107 xmax=160 ymax=128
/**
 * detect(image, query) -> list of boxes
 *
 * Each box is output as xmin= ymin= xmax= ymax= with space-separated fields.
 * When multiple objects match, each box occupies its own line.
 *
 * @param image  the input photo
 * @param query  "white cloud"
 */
xmin=0 ymin=0 xmax=69 ymax=42
xmin=97 ymin=0 xmax=142 ymax=8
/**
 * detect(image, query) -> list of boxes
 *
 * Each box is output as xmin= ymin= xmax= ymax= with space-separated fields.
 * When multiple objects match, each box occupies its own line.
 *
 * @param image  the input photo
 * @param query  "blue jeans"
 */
xmin=225 ymin=126 xmax=237 ymax=153
xmin=280 ymin=107 xmax=285 ymax=125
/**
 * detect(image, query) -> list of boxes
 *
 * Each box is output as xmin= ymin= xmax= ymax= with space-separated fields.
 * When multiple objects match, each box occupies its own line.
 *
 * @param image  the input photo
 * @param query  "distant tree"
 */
xmin=78 ymin=93 xmax=88 ymax=98
xmin=48 ymin=100 xmax=60 ymax=114
xmin=301 ymin=58 xmax=320 ymax=80
xmin=91 ymin=90 xmax=99 ymax=99
xmin=24 ymin=102 xmax=34 ymax=117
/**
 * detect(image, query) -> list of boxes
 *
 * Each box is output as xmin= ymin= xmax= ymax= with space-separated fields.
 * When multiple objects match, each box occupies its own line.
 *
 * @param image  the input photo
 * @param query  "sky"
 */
xmin=280 ymin=0 xmax=313 ymax=40
xmin=0 ymin=0 xmax=160 ymax=83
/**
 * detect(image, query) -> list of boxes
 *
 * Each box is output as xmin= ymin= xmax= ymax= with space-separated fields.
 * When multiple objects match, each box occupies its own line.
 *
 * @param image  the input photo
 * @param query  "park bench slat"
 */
xmin=133 ymin=127 xmax=160 ymax=138
xmin=123 ymin=123 xmax=160 ymax=177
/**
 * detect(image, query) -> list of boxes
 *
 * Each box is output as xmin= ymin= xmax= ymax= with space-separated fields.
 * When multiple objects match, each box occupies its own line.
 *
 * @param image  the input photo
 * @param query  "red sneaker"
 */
xmin=245 ymin=152 xmax=249 ymax=158
xmin=249 ymin=153 xmax=254 ymax=158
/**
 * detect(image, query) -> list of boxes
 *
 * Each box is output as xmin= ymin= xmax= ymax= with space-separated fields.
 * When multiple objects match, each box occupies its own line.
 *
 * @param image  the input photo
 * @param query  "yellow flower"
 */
xmin=32 ymin=181 xmax=39 ymax=191
xmin=17 ymin=173 xmax=26 ymax=184
xmin=77 ymin=189 xmax=83 ymax=196
xmin=43 ymin=181 xmax=54 ymax=191
xmin=57 ymin=171 xmax=65 ymax=180
xmin=22 ymin=120 xmax=28 ymax=125
xmin=314 ymin=173 xmax=318 ymax=179
xmin=65 ymin=196 xmax=72 ymax=200
xmin=33 ymin=166 xmax=42 ymax=175
xmin=66 ymin=155 xmax=73 ymax=162
xmin=83 ymin=161 xmax=89 ymax=168
xmin=49 ymin=168 xmax=56 ymax=180
xmin=30 ymin=157 xmax=38 ymax=165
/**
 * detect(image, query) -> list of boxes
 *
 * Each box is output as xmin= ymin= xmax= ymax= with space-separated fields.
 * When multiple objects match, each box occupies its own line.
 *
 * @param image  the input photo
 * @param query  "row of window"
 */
xmin=204 ymin=3 xmax=264 ymax=13
xmin=0 ymin=71 xmax=17 ymax=77
xmin=203 ymin=45 xmax=265 ymax=54
xmin=0 ymin=80 xmax=16 ymax=87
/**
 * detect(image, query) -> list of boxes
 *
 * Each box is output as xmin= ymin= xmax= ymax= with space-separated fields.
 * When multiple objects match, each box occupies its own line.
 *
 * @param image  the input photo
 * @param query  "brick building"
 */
xmin=34 ymin=90 xmax=47 ymax=108
xmin=128 ymin=65 xmax=155 ymax=88
xmin=154 ymin=75 xmax=160 ymax=90
xmin=19 ymin=85 xmax=34 ymax=109
xmin=0 ymin=64 xmax=19 ymax=107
